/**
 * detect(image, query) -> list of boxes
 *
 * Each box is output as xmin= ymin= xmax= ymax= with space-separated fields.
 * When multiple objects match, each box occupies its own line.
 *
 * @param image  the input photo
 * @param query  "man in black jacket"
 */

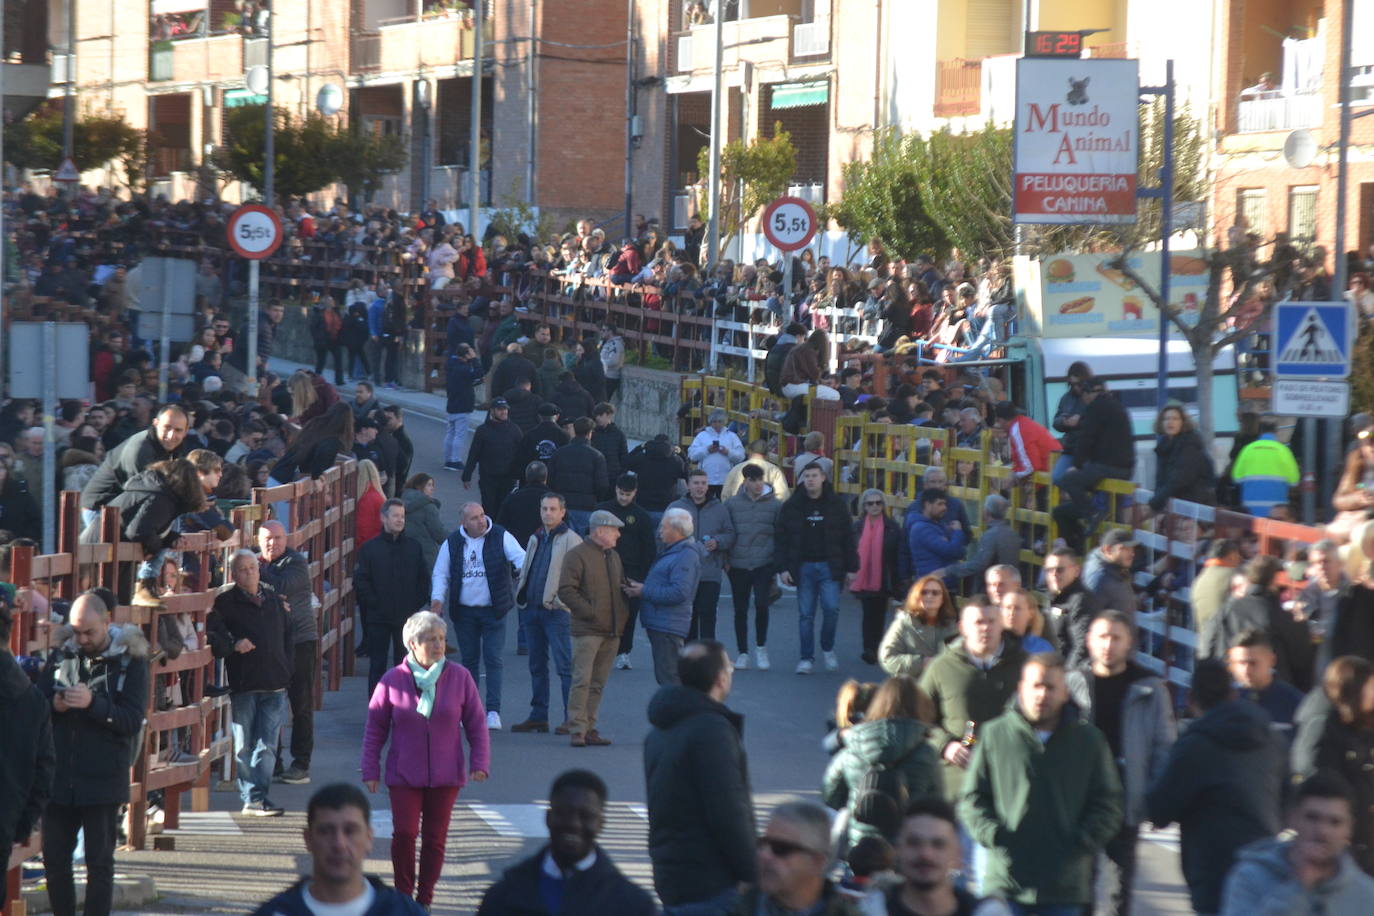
xmin=1044 ymin=547 xmax=1105 ymax=668
xmin=79 ymin=403 xmax=190 ymax=521
xmin=548 ymin=417 xmax=609 ymax=534
xmin=1146 ymin=658 xmax=1283 ymax=915
xmin=598 ymin=472 xmax=657 ymax=670
xmin=774 ymin=464 xmax=858 ymax=674
xmin=479 ymin=770 xmax=655 ymax=915
xmin=259 ymin=521 xmax=318 ymax=786
xmin=354 ymin=500 xmax=432 ymax=695
xmin=1201 ymin=555 xmax=1314 ymax=691
xmin=208 ymin=549 xmax=295 ymax=817
xmin=496 ymin=461 xmax=552 ymax=655
xmin=444 ymin=344 xmax=484 ymax=471
xmin=0 ymin=597 xmax=54 ymax=912
xmin=41 ymin=593 xmax=149 ymax=915
xmin=380 ymin=407 xmax=414 ymax=493
xmin=625 ymin=434 xmax=686 ymax=514
xmin=501 ymin=376 xmax=545 ymax=434
xmin=514 ymin=402 xmax=570 ymax=479
xmin=1054 ymin=377 xmax=1135 ymax=550
xmin=491 ymin=341 xmax=541 ymax=399
xmin=462 ymin=399 xmax=523 ymax=516
xmin=591 ymin=402 xmax=629 ymax=484
xmin=644 ymin=641 xmax=756 ymax=911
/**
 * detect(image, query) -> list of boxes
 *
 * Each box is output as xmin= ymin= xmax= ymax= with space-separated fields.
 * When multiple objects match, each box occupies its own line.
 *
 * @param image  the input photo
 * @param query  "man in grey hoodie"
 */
xmin=1220 ymin=770 xmax=1374 ymax=916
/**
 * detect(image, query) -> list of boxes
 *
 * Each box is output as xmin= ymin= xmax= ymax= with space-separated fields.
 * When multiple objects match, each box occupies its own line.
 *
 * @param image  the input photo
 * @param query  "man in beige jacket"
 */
xmin=512 ymin=493 xmax=582 ymax=734
xmin=719 ymin=439 xmax=790 ymax=501
xmin=557 ymin=510 xmax=630 ymax=747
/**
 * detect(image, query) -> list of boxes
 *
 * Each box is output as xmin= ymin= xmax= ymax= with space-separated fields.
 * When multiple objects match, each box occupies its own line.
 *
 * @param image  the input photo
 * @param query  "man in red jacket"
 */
xmin=994 ymin=401 xmax=1062 ymax=480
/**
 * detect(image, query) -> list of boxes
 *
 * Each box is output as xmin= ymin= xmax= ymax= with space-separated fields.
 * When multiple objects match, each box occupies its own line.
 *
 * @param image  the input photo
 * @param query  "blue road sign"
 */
xmin=1274 ymin=301 xmax=1352 ymax=378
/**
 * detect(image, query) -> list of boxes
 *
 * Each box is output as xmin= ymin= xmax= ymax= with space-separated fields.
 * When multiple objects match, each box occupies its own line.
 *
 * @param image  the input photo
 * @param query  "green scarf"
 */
xmin=406 ymin=654 xmax=446 ymax=718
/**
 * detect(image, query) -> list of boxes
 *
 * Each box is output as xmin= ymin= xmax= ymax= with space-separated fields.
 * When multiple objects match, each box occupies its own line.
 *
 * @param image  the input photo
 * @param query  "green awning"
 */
xmin=770 ymin=80 xmax=828 ymax=110
xmin=224 ymin=89 xmax=268 ymax=108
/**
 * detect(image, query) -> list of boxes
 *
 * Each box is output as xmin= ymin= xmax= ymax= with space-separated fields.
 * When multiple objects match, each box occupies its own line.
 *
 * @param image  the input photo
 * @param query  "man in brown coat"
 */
xmin=558 ymin=509 xmax=630 ymax=747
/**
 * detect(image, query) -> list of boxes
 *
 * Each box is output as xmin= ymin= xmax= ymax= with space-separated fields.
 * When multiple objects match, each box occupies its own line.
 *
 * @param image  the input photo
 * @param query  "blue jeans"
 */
xmin=797 ymin=561 xmax=839 ymax=661
xmin=566 ymin=509 xmax=592 ymax=536
xmin=453 ymin=604 xmax=505 ymax=713
xmin=664 ymin=888 xmax=740 ymax=916
xmin=230 ymin=689 xmax=288 ymax=805
xmin=444 ymin=412 xmax=470 ymax=465
xmin=526 ymin=606 xmax=572 ymax=722
xmin=1051 ymin=453 xmax=1076 ymax=487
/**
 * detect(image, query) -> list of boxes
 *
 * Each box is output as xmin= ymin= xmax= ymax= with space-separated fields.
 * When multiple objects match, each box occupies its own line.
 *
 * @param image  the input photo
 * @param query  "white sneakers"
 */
xmin=486 ymin=711 xmax=502 ymax=730
xmin=736 ymin=652 xmax=751 ymax=670
xmin=615 ymin=654 xmax=632 ymax=670
xmin=824 ymin=651 xmax=839 ymax=672
xmin=755 ymin=647 xmax=770 ymax=670
xmin=795 ymin=659 xmax=813 ymax=675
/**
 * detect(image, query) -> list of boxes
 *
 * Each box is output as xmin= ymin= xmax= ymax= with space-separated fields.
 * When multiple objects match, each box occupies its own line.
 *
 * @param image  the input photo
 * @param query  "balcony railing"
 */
xmin=787 ymin=182 xmax=824 ymax=205
xmin=676 ymin=33 xmax=692 ymax=74
xmin=934 ymin=58 xmax=981 ymax=117
xmin=1237 ymin=90 xmax=1322 ymax=133
xmin=150 ymin=42 xmax=173 ymax=82
xmin=1087 ymin=41 xmax=1130 ymax=59
xmin=352 ymin=31 xmax=381 ymax=72
xmin=51 ymin=51 xmax=72 ymax=85
xmin=792 ymin=21 xmax=829 ymax=58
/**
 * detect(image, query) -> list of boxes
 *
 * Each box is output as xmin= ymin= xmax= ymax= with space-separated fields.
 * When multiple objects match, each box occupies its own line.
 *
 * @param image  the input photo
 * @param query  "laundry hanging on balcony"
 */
xmin=1281 ymin=36 xmax=1323 ymax=93
xmin=769 ymin=80 xmax=829 ymax=110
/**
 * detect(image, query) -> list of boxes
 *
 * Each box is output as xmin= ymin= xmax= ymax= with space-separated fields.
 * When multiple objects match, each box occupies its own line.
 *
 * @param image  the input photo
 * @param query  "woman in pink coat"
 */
xmin=362 ymin=610 xmax=490 ymax=908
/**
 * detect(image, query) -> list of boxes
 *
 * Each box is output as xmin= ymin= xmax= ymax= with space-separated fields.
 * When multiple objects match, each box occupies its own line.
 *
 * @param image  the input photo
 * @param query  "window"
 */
xmin=360 ymin=116 xmax=402 ymax=138
xmin=1288 ymin=185 xmax=1318 ymax=245
xmin=1237 ymin=188 xmax=1267 ymax=238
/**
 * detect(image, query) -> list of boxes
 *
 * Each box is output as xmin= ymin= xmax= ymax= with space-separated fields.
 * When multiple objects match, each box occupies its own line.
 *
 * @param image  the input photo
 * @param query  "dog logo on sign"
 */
xmin=1066 ymin=77 xmax=1090 ymax=106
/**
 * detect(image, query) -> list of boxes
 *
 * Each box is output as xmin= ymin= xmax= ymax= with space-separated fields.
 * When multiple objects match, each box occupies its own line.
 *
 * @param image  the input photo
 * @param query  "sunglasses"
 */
xmin=864 ymin=500 xmax=884 ymax=507
xmin=757 ymin=836 xmax=821 ymax=858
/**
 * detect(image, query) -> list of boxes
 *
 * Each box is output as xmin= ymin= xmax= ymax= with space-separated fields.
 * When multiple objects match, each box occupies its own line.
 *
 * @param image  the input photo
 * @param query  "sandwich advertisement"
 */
xmin=1016 ymin=250 xmax=1210 ymax=339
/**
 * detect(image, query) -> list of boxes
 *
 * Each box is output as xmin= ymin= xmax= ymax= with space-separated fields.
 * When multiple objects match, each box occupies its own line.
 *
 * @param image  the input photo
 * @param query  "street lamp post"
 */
xmin=704 ymin=2 xmax=724 ymax=272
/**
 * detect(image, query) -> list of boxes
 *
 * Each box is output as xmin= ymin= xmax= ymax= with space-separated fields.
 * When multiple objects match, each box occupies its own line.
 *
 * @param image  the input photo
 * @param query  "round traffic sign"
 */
xmin=761 ymin=196 xmax=818 ymax=252
xmin=226 ymin=204 xmax=283 ymax=260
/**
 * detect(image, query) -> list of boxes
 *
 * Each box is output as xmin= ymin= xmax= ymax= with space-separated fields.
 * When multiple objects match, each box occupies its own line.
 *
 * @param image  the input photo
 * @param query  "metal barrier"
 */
xmin=4 ymin=460 xmax=358 ymax=913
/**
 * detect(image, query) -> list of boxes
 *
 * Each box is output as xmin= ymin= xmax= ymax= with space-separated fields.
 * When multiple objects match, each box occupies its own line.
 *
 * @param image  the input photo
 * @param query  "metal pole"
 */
xmin=705 ymin=3 xmax=724 ymax=272
xmin=1325 ymin=0 xmax=1357 ymax=513
xmin=526 ymin=0 xmax=537 ymax=203
xmin=247 ymin=259 xmax=261 ymax=391
xmin=1154 ymin=60 xmax=1175 ymax=411
xmin=623 ymin=0 xmax=634 ymax=239
xmin=159 ymin=265 xmax=171 ymax=401
xmin=63 ymin=0 xmax=75 ymax=184
xmin=41 ymin=322 xmax=57 ymax=555
xmin=1 ymin=5 xmax=6 ymax=386
xmin=469 ymin=0 xmax=484 ymax=236
xmin=263 ymin=10 xmax=275 ymax=205
xmin=250 ymin=11 xmax=273 ymax=391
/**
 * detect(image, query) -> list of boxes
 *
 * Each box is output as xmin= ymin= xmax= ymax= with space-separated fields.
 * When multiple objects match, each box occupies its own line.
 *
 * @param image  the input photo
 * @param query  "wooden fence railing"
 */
xmin=4 ymin=459 xmax=358 ymax=915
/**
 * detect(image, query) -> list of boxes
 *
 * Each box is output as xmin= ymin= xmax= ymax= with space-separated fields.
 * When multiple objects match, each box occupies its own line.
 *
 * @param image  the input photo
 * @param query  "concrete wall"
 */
xmin=614 ymin=366 xmax=683 ymax=442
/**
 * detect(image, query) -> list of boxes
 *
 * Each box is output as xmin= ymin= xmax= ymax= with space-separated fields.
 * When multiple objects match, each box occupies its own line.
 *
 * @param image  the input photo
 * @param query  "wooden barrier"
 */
xmin=4 ymin=459 xmax=358 ymax=914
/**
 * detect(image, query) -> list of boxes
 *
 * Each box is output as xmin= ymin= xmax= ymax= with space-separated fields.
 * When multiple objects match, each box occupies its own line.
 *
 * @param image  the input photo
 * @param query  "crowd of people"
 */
xmin=8 ymin=188 xmax=1374 ymax=916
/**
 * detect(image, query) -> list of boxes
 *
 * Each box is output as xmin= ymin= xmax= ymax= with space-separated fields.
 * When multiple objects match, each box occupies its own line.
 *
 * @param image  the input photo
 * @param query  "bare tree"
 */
xmin=1109 ymin=246 xmax=1275 ymax=447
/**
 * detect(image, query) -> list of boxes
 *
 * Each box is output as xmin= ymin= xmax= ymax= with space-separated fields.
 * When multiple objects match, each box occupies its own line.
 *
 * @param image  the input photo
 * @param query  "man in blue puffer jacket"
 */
xmin=905 ymin=488 xmax=967 ymax=580
xmin=627 ymin=507 xmax=703 ymax=686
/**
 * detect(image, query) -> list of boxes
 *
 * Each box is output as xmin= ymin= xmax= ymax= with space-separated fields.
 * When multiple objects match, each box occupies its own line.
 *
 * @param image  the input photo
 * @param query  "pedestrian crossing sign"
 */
xmin=1274 ymin=301 xmax=1352 ymax=378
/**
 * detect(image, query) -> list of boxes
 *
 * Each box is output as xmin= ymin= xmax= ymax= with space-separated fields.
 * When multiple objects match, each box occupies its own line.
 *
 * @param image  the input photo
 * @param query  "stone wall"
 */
xmin=614 ymin=366 xmax=682 ymax=443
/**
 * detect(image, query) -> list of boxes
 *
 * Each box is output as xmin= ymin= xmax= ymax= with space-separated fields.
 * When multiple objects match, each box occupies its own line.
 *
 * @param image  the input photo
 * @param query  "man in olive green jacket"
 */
xmin=557 ymin=511 xmax=630 ymax=747
xmin=959 ymin=653 xmax=1123 ymax=910
xmin=917 ymin=600 xmax=1025 ymax=800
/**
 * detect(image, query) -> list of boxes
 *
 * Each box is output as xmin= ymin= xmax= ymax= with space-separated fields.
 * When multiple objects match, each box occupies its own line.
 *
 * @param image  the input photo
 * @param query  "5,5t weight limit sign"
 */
xmin=762 ymin=196 xmax=818 ymax=252
xmin=226 ymin=204 xmax=284 ymax=260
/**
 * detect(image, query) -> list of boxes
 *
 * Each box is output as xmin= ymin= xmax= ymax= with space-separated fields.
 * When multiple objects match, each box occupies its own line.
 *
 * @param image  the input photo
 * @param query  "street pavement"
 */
xmin=104 ymin=364 xmax=1193 ymax=914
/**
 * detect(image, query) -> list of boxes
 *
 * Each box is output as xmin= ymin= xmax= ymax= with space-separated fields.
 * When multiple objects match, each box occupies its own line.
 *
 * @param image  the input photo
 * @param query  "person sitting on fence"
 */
xmin=780 ymin=330 xmax=841 ymax=401
xmin=80 ymin=403 xmax=191 ymax=525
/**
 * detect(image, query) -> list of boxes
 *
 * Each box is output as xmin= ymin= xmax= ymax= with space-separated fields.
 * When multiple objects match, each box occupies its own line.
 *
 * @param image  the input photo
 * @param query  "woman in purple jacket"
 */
xmin=362 ymin=610 xmax=491 ymax=908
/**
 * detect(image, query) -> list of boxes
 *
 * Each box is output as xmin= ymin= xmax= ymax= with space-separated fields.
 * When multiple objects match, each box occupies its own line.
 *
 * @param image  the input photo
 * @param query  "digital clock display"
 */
xmin=1026 ymin=31 xmax=1083 ymax=58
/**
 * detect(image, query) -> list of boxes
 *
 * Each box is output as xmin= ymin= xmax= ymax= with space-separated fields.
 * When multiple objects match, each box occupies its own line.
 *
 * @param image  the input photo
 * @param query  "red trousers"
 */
xmin=388 ymin=784 xmax=460 ymax=906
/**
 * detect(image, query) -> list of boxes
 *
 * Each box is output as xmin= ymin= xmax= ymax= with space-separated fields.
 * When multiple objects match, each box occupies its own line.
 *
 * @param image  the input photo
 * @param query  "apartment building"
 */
xmin=45 ymin=0 xmax=630 ymax=225
xmin=1211 ymin=0 xmax=1374 ymax=261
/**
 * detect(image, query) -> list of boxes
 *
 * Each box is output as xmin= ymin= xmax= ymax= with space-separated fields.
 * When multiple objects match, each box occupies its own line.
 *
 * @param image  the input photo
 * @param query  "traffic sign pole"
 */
xmin=762 ymin=195 xmax=817 ymax=371
xmin=226 ymin=204 xmax=284 ymax=394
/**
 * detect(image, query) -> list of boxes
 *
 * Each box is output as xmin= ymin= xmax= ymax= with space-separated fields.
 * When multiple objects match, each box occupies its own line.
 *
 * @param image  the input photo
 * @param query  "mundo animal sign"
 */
xmin=1013 ymin=58 xmax=1140 ymax=225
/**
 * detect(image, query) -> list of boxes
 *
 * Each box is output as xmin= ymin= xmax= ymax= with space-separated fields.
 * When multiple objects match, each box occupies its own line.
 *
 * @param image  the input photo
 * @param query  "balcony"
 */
xmin=1087 ymin=41 xmax=1130 ymax=59
xmin=1237 ymin=90 xmax=1322 ymax=133
xmin=934 ymin=58 xmax=981 ymax=117
xmin=353 ymin=12 xmax=491 ymax=75
xmin=673 ymin=14 xmax=828 ymax=75
xmin=150 ymin=42 xmax=174 ymax=81
xmin=934 ymin=55 xmax=1016 ymax=124
xmin=787 ymin=182 xmax=824 ymax=205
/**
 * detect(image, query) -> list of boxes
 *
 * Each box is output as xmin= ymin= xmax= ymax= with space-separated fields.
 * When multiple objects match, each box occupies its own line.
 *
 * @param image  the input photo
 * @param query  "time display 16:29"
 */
xmin=1025 ymin=31 xmax=1082 ymax=58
